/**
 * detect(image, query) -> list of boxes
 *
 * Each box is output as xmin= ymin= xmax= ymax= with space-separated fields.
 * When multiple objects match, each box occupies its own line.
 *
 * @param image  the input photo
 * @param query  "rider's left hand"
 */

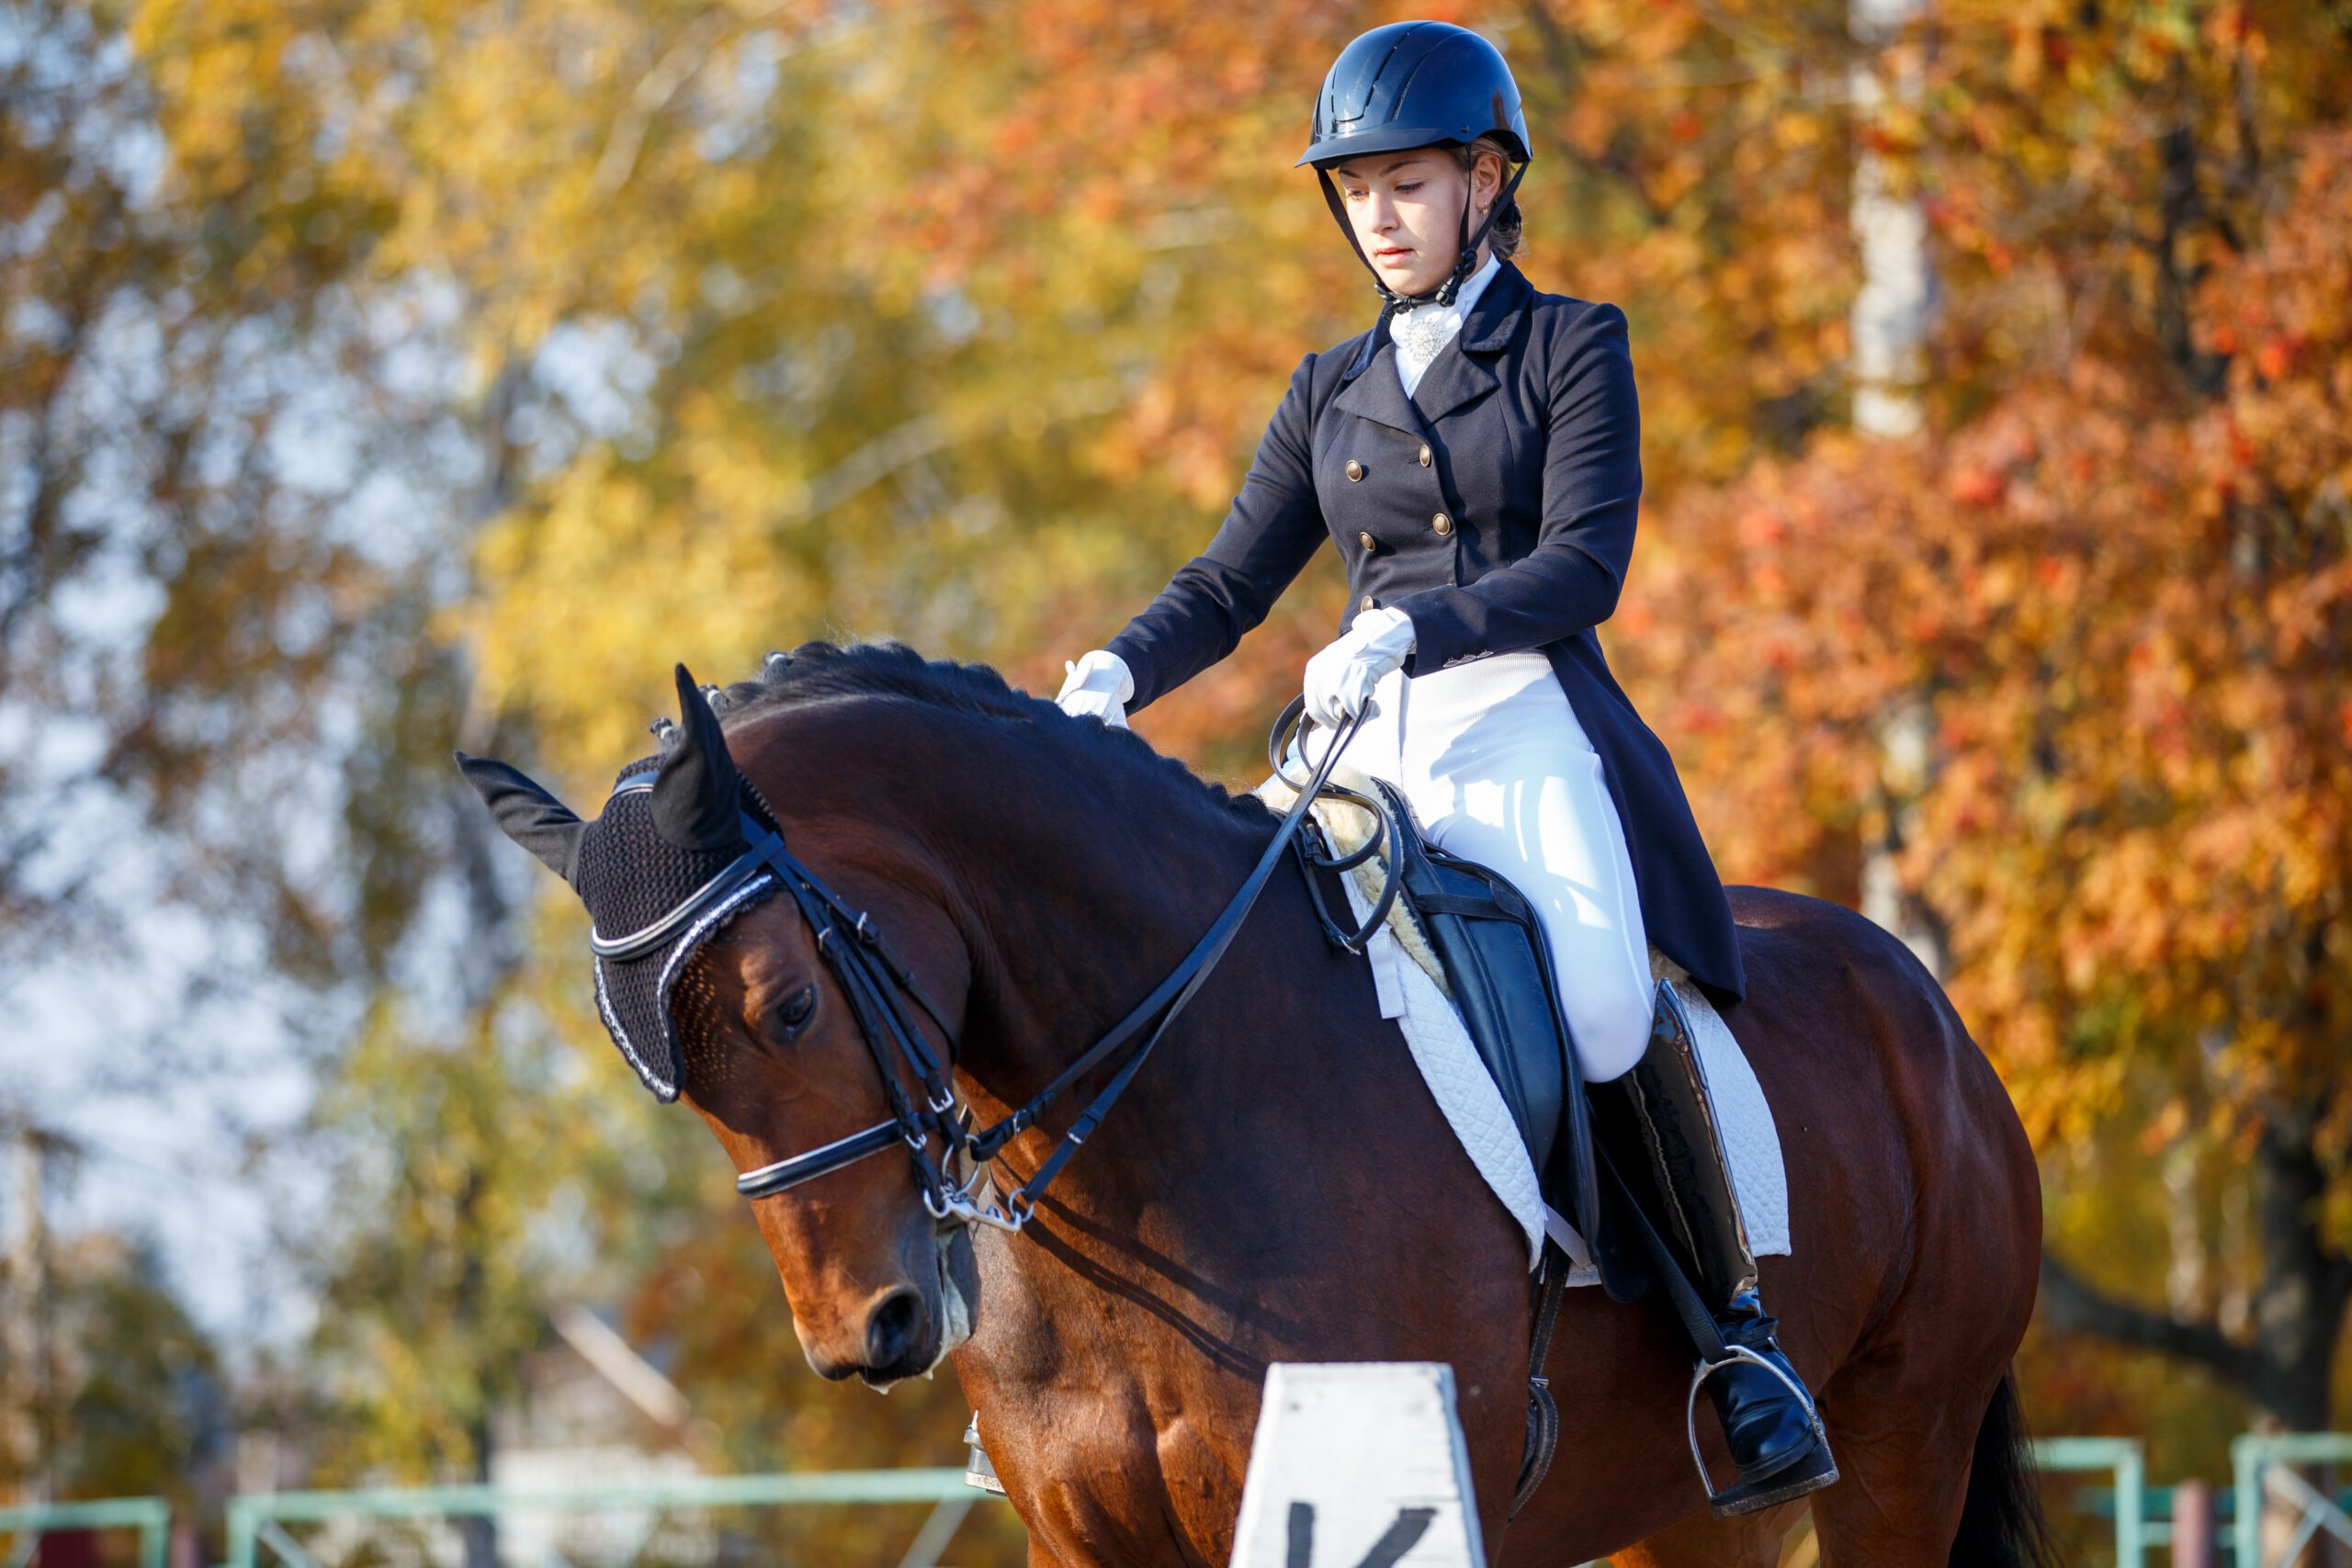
xmin=1303 ymin=606 xmax=1416 ymax=728
xmin=1056 ymin=649 xmax=1134 ymax=727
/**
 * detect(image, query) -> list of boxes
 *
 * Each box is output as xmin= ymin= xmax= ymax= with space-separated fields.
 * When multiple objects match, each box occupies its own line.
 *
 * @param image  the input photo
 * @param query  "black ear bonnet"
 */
xmin=457 ymin=667 xmax=781 ymax=1100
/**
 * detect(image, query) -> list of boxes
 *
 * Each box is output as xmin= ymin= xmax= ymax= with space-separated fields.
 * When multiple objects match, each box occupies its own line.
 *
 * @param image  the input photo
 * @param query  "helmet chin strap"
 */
xmin=1316 ymin=156 xmax=1530 ymax=320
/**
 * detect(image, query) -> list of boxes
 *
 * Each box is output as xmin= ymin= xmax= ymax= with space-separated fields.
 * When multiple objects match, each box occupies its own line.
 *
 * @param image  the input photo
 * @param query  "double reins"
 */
xmin=720 ymin=696 xmax=1380 ymax=1235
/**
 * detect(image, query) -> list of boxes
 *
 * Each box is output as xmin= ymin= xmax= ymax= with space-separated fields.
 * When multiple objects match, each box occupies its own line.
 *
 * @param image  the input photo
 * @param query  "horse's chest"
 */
xmin=974 ymin=1379 xmax=1243 ymax=1567
xmin=954 ymin=1244 xmax=1252 ymax=1563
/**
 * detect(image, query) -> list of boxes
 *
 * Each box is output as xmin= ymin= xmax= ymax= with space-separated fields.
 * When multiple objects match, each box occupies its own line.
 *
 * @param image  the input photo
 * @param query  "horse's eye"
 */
xmin=764 ymin=985 xmax=819 ymax=1044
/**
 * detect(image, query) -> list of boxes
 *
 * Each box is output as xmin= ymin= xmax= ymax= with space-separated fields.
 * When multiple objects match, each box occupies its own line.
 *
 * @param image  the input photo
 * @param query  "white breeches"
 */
xmin=1299 ymin=651 xmax=1656 ymax=1084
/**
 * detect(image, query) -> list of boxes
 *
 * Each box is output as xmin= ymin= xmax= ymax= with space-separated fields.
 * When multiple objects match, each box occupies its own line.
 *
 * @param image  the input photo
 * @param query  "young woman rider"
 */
xmin=1050 ymin=19 xmax=1833 ymax=1512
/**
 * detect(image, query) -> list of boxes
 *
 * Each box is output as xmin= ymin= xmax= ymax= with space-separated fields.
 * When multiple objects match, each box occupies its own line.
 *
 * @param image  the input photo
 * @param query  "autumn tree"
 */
xmin=1614 ymin=6 xmax=2352 ymax=1432
xmin=22 ymin=0 xmax=2341 ymax=1529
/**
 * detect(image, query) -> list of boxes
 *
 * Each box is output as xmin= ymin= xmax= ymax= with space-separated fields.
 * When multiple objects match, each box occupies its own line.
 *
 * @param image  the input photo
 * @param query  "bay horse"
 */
xmin=464 ymin=642 xmax=2049 ymax=1566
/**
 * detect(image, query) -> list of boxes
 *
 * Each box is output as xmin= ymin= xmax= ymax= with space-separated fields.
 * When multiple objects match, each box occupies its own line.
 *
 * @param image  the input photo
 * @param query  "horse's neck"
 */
xmin=917 ymin=727 xmax=1514 ymax=1496
xmin=941 ymin=751 xmax=1373 ymax=1229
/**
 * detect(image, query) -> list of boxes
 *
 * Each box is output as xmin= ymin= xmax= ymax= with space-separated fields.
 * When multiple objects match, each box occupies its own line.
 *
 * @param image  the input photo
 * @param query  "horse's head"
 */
xmin=456 ymin=662 xmax=979 ymax=1387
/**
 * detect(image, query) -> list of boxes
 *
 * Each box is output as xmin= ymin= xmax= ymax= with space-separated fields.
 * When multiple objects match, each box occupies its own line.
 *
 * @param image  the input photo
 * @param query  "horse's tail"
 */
xmin=1948 ymin=1368 xmax=2060 ymax=1568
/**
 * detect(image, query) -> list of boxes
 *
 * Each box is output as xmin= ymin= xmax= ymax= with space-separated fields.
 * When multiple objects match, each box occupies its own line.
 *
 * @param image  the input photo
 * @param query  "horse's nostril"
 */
xmin=865 ymin=1287 xmax=928 ymax=1369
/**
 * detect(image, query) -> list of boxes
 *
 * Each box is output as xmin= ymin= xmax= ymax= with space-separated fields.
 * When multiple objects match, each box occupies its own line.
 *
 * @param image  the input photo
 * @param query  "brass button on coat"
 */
xmin=1358 ymin=530 xmax=1376 ymax=551
xmin=1432 ymin=512 xmax=1454 ymax=536
xmin=1345 ymin=458 xmax=1364 ymax=481
xmin=1359 ymin=594 xmax=1376 ymax=612
xmin=1419 ymin=443 xmax=1433 ymax=467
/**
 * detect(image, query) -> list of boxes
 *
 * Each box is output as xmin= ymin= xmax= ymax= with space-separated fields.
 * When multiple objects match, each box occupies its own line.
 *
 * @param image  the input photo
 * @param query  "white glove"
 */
xmin=1056 ymin=649 xmax=1134 ymax=728
xmin=1303 ymin=606 xmax=1416 ymax=728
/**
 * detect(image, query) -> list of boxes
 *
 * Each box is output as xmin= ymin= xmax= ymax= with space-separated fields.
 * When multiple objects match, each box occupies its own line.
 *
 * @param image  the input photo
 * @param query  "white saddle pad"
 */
xmin=1255 ymin=769 xmax=1790 ymax=1279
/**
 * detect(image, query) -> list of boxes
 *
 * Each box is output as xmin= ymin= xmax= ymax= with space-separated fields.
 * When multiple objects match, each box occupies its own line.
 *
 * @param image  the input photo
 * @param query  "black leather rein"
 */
xmin=622 ymin=698 xmax=1385 ymax=1235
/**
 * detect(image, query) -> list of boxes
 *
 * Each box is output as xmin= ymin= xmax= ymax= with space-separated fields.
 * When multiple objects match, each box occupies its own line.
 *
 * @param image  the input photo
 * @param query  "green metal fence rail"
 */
xmin=2233 ymin=1432 xmax=2352 ymax=1568
xmin=2028 ymin=1430 xmax=2352 ymax=1566
xmin=2033 ymin=1437 xmax=2150 ymax=1564
xmin=0 ymin=1496 xmax=171 ymax=1568
xmin=26 ymin=1431 xmax=2327 ymax=1568
xmin=224 ymin=1469 xmax=988 ymax=1568
xmin=212 ymin=1442 xmax=2172 ymax=1568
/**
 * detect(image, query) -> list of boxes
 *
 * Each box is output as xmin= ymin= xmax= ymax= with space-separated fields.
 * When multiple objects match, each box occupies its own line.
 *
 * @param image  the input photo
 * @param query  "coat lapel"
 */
xmin=1331 ymin=333 xmax=1429 ymax=436
xmin=1408 ymin=338 xmax=1497 ymax=425
xmin=1329 ymin=260 xmax=1534 ymax=434
xmin=1411 ymin=260 xmax=1531 ymax=423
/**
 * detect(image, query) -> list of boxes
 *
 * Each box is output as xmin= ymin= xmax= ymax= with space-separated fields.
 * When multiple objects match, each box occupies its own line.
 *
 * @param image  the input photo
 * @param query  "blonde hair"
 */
xmin=1452 ymin=134 xmax=1523 ymax=260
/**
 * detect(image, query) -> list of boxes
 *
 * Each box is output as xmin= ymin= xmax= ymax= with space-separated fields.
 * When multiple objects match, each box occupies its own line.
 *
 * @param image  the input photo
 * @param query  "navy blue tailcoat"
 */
xmin=1106 ymin=258 xmax=1747 ymax=1002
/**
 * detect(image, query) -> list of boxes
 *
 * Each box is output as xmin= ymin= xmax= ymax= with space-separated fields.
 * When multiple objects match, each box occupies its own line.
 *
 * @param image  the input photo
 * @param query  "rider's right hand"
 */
xmin=1055 ymin=649 xmax=1134 ymax=728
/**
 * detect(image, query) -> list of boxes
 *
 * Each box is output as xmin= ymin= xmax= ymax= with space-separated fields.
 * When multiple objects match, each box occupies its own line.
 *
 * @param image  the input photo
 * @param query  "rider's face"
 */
xmin=1330 ymin=147 xmax=1501 ymax=298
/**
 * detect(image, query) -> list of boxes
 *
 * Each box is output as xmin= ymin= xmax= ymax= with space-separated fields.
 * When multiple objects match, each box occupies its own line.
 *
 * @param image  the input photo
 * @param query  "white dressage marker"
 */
xmin=1230 ymin=1362 xmax=1484 ymax=1568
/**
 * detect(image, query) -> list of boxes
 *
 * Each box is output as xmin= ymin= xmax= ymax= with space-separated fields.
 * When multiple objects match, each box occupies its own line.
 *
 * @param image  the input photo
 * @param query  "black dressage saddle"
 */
xmin=1296 ymin=776 xmax=1601 ymax=1252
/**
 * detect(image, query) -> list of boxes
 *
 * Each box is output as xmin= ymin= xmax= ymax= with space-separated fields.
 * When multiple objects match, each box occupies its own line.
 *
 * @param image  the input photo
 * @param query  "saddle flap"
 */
xmin=1372 ymin=780 xmax=1600 ymax=1247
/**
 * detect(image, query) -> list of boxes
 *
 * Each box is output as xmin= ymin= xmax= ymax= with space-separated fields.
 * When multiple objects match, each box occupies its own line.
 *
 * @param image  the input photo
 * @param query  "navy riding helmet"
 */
xmin=1299 ymin=20 xmax=1533 ymax=312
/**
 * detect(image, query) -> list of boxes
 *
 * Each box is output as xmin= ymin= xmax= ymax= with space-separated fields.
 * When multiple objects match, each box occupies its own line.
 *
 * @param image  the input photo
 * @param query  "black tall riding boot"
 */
xmin=1601 ymin=979 xmax=1837 ymax=1513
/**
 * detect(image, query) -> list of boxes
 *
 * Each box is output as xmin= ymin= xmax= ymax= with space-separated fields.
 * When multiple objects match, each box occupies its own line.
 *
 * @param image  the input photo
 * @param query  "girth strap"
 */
xmin=1510 ymin=1237 xmax=1572 ymax=1518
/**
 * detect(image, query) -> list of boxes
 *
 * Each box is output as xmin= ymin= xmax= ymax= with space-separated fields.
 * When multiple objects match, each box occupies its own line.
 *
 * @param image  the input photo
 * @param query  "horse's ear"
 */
xmin=651 ymin=663 xmax=744 ymax=852
xmin=454 ymin=753 xmax=586 ymax=886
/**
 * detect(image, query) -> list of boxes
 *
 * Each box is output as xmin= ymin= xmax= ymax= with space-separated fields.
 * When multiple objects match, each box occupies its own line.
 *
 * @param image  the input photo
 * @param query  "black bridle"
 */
xmin=591 ymin=699 xmax=1391 ymax=1235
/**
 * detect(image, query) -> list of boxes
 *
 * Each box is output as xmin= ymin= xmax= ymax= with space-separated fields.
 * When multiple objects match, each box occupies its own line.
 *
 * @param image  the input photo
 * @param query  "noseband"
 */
xmin=614 ymin=699 xmax=1385 ymax=1236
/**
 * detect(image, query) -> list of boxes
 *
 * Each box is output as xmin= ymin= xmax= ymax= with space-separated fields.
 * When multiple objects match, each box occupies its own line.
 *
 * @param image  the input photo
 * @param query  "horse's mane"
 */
xmin=653 ymin=638 xmax=1274 ymax=828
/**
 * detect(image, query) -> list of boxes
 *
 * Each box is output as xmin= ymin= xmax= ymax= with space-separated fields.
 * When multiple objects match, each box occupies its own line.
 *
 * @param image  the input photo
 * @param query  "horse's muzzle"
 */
xmin=860 ymin=1285 xmax=934 ymax=1381
xmin=819 ymin=1242 xmax=975 ymax=1387
xmin=802 ymin=1280 xmax=940 ymax=1386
